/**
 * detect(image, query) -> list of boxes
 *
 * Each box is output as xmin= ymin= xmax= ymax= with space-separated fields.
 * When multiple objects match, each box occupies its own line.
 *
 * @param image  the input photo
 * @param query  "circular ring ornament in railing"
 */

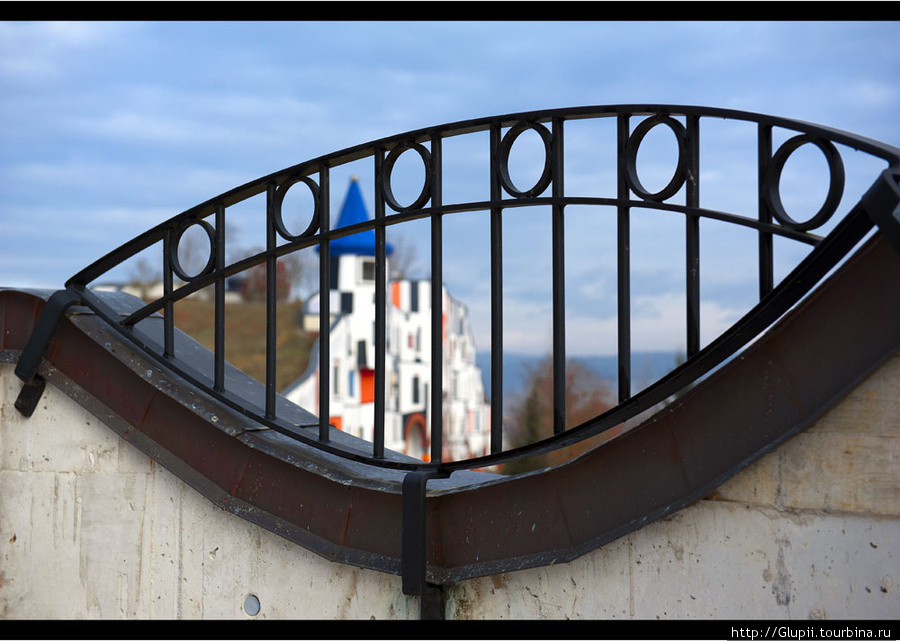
xmin=498 ymin=121 xmax=553 ymax=198
xmin=272 ymin=174 xmax=320 ymax=241
xmin=169 ymin=219 xmax=216 ymax=282
xmin=624 ymin=115 xmax=688 ymax=202
xmin=382 ymin=141 xmax=433 ymax=212
xmin=765 ymin=134 xmax=845 ymax=232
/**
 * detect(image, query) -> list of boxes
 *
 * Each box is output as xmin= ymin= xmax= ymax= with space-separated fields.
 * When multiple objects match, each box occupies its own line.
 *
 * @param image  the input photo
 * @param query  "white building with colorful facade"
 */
xmin=283 ymin=178 xmax=491 ymax=462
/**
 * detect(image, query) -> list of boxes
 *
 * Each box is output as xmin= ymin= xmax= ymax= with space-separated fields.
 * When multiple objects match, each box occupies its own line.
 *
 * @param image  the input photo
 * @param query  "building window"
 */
xmin=360 ymin=258 xmax=375 ymax=282
xmin=413 ymin=375 xmax=420 ymax=404
xmin=410 ymin=281 xmax=419 ymax=312
xmin=357 ymin=339 xmax=368 ymax=369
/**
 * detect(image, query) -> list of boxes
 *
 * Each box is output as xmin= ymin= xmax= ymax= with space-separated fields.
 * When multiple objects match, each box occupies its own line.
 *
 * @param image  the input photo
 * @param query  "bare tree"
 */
xmin=388 ymin=233 xmax=424 ymax=280
xmin=241 ymin=261 xmax=292 ymax=302
xmin=128 ymin=257 xmax=160 ymax=301
xmin=503 ymin=356 xmax=618 ymax=475
xmin=280 ymin=250 xmax=318 ymax=300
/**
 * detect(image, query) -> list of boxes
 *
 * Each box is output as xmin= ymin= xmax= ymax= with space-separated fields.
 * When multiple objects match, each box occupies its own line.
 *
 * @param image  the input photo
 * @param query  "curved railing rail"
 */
xmin=16 ymin=105 xmax=900 ymax=476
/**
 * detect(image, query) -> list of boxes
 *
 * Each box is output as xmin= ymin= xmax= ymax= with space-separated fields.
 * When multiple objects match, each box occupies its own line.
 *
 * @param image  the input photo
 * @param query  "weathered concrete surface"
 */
xmin=1 ymin=350 xmax=898 ymax=619
xmin=0 ymin=363 xmax=415 ymax=619
xmin=711 ymin=348 xmax=900 ymax=516
xmin=446 ymin=350 xmax=900 ymax=619
xmin=446 ymin=500 xmax=898 ymax=620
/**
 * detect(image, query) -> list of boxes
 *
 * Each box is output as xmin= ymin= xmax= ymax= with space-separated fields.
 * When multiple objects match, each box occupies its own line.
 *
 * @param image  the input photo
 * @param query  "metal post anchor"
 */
xmin=14 ymin=288 xmax=82 ymax=417
xmin=401 ymin=468 xmax=449 ymax=620
xmin=864 ymin=167 xmax=900 ymax=256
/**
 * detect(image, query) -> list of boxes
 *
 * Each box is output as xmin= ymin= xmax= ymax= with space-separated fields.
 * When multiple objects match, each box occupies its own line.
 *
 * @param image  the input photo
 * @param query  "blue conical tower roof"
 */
xmin=326 ymin=177 xmax=394 ymax=257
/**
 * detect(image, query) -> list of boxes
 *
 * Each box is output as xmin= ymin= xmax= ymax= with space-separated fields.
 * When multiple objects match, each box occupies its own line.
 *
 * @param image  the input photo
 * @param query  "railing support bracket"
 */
xmin=401 ymin=468 xmax=449 ymax=620
xmin=14 ymin=288 xmax=82 ymax=417
xmin=865 ymin=167 xmax=900 ymax=256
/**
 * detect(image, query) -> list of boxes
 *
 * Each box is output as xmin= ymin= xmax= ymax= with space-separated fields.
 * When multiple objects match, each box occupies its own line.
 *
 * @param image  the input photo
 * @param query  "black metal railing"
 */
xmin=15 ymin=105 xmax=900 ymax=475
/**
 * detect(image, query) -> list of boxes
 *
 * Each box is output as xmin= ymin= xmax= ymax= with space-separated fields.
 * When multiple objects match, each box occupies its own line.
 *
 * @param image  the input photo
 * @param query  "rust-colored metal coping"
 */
xmin=2 ymin=232 xmax=899 ymax=584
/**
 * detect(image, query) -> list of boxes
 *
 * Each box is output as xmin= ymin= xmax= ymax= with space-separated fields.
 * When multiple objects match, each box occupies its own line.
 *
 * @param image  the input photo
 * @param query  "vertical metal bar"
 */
xmin=685 ymin=115 xmax=701 ymax=358
xmin=373 ymin=150 xmax=387 ymax=459
xmin=163 ymin=228 xmax=175 ymax=358
xmin=616 ymin=114 xmax=632 ymax=402
xmin=265 ymin=183 xmax=278 ymax=419
xmin=318 ymin=166 xmax=331 ymax=442
xmin=489 ymin=124 xmax=503 ymax=454
xmin=551 ymin=117 xmax=566 ymax=435
xmin=758 ymin=124 xmax=775 ymax=300
xmin=429 ymin=134 xmax=443 ymax=465
xmin=214 ymin=202 xmax=226 ymax=392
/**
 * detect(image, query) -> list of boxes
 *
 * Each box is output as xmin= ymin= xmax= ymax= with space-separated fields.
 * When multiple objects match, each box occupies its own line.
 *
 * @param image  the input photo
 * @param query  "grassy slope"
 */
xmin=172 ymin=299 xmax=317 ymax=392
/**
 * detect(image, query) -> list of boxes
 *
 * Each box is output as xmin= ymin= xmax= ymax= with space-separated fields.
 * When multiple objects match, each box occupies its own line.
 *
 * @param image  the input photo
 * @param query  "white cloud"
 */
xmin=458 ymin=285 xmax=747 ymax=358
xmin=0 ymin=21 xmax=126 ymax=80
xmin=846 ymin=79 xmax=898 ymax=110
xmin=62 ymin=86 xmax=330 ymax=152
xmin=565 ymin=292 xmax=745 ymax=356
xmin=5 ymin=158 xmax=248 ymax=211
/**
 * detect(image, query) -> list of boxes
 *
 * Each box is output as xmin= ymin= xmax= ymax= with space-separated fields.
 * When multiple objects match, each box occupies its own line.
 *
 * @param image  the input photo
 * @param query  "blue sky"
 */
xmin=1 ymin=20 xmax=898 ymax=356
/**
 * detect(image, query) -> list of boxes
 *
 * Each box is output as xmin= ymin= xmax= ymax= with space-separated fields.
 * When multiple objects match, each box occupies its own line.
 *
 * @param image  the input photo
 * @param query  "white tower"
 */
xmin=284 ymin=178 xmax=490 ymax=462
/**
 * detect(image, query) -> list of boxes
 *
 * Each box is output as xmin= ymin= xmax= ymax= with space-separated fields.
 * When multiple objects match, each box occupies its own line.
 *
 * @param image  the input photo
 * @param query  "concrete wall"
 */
xmin=448 ymin=350 xmax=900 ymax=620
xmin=1 ymin=350 xmax=898 ymax=619
xmin=0 ymin=362 xmax=415 ymax=619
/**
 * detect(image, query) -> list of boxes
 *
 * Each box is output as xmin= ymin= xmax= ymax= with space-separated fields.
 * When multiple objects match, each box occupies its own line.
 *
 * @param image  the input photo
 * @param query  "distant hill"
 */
xmin=475 ymin=351 xmax=680 ymax=406
xmin=173 ymin=299 xmax=316 ymax=392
